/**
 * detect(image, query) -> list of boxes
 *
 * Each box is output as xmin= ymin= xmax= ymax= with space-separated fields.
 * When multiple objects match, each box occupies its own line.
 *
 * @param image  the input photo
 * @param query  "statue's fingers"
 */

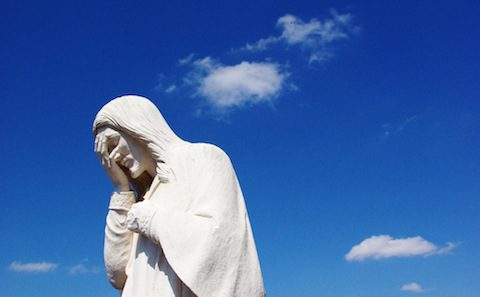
xmin=109 ymin=146 xmax=121 ymax=163
xmin=94 ymin=134 xmax=102 ymax=153
xmin=94 ymin=136 xmax=98 ymax=152
xmin=98 ymin=135 xmax=105 ymax=157
xmin=95 ymin=134 xmax=102 ymax=153
xmin=94 ymin=139 xmax=104 ymax=163
xmin=100 ymin=135 xmax=111 ymax=167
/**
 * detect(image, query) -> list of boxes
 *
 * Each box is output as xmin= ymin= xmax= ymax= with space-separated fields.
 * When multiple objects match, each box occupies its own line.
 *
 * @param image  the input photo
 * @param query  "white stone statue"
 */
xmin=93 ymin=95 xmax=265 ymax=297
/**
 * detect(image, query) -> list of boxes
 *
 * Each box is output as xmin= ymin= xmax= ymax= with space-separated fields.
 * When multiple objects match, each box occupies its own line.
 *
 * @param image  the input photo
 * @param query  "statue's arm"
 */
xmin=127 ymin=144 xmax=236 ymax=247
xmin=104 ymin=191 xmax=136 ymax=290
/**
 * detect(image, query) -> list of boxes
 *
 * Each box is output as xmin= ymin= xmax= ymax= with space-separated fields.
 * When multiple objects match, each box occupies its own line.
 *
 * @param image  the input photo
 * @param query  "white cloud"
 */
xmin=241 ymin=10 xmax=357 ymax=63
xmin=345 ymin=235 xmax=458 ymax=261
xmin=8 ymin=261 xmax=58 ymax=273
xmin=200 ymin=62 xmax=285 ymax=108
xmin=401 ymin=282 xmax=424 ymax=293
xmin=280 ymin=10 xmax=353 ymax=45
xmin=184 ymin=56 xmax=287 ymax=112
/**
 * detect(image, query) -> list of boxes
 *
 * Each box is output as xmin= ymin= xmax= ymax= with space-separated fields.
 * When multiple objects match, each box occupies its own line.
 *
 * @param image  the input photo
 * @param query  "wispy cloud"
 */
xmin=68 ymin=263 xmax=100 ymax=275
xmin=8 ymin=261 xmax=58 ymax=273
xmin=178 ymin=53 xmax=196 ymax=65
xmin=165 ymin=84 xmax=177 ymax=93
xmin=382 ymin=115 xmax=421 ymax=137
xmin=8 ymin=259 xmax=101 ymax=275
xmin=243 ymin=36 xmax=279 ymax=52
xmin=182 ymin=56 xmax=288 ymax=114
xmin=345 ymin=235 xmax=458 ymax=262
xmin=240 ymin=9 xmax=358 ymax=63
xmin=401 ymin=282 xmax=425 ymax=293
xmin=68 ymin=259 xmax=101 ymax=275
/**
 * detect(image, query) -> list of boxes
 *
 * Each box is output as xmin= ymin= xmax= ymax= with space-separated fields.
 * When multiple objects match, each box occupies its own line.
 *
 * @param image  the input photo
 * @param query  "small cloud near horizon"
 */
xmin=68 ymin=258 xmax=101 ymax=275
xmin=345 ymin=235 xmax=458 ymax=262
xmin=401 ymin=282 xmax=425 ymax=293
xmin=8 ymin=261 xmax=58 ymax=273
xmin=68 ymin=263 xmax=100 ymax=275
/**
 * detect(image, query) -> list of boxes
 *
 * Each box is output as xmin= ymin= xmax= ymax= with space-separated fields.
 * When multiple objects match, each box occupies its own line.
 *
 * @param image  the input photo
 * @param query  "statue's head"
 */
xmin=93 ymin=95 xmax=181 ymax=182
xmin=95 ymin=126 xmax=156 ymax=179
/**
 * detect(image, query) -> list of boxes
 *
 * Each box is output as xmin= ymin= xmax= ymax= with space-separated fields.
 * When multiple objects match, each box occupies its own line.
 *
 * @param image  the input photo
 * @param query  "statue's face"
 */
xmin=96 ymin=126 xmax=155 ymax=179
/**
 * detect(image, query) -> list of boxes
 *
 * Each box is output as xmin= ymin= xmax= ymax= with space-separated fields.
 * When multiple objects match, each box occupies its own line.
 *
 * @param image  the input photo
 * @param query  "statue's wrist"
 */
xmin=115 ymin=184 xmax=130 ymax=192
xmin=109 ymin=191 xmax=136 ymax=211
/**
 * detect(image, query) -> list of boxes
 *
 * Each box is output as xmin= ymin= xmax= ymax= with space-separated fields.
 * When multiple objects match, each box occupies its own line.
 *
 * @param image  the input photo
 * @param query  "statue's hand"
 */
xmin=95 ymin=130 xmax=130 ymax=192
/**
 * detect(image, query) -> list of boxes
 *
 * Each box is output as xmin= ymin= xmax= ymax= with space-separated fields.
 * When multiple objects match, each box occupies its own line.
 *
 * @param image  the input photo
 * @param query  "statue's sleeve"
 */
xmin=104 ymin=191 xmax=136 ymax=290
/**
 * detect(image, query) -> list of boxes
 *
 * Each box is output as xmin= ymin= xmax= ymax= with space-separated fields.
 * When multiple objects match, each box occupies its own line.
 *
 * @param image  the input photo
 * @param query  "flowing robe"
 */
xmin=104 ymin=142 xmax=265 ymax=297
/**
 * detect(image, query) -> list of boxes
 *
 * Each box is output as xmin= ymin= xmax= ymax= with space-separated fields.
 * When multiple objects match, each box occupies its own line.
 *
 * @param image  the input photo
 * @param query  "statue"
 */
xmin=93 ymin=95 xmax=265 ymax=297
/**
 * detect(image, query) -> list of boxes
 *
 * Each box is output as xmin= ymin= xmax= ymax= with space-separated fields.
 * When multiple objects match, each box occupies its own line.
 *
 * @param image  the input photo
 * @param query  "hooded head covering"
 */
xmin=93 ymin=95 xmax=183 ymax=182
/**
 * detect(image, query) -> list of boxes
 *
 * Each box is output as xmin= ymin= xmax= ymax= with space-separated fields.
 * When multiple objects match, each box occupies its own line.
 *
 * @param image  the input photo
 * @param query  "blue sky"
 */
xmin=2 ymin=1 xmax=479 ymax=296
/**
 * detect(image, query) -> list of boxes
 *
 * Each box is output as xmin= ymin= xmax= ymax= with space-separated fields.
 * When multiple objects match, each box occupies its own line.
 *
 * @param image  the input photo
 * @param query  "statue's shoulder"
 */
xmin=173 ymin=142 xmax=231 ymax=164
